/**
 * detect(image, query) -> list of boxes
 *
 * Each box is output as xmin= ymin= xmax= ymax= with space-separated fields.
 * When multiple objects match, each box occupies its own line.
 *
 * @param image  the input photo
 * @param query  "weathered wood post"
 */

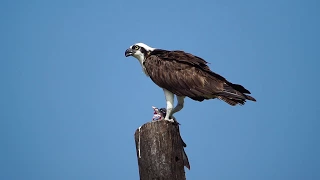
xmin=134 ymin=120 xmax=188 ymax=180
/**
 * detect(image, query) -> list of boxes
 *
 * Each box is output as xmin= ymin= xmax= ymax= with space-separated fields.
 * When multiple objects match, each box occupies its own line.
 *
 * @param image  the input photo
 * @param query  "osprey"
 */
xmin=125 ymin=43 xmax=256 ymax=121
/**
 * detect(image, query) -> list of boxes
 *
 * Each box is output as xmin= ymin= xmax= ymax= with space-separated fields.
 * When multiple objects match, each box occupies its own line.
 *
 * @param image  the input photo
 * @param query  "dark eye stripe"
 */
xmin=140 ymin=47 xmax=148 ymax=54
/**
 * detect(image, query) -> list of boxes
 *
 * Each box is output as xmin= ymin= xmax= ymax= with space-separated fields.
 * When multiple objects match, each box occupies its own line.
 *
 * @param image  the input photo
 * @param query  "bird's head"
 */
xmin=125 ymin=43 xmax=155 ymax=62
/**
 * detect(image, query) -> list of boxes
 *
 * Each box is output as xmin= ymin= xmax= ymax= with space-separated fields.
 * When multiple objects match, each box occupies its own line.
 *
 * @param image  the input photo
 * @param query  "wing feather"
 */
xmin=144 ymin=50 xmax=255 ymax=104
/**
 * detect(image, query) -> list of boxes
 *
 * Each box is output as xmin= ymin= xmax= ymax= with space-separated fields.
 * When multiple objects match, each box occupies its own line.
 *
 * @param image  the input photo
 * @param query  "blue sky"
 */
xmin=1 ymin=0 xmax=319 ymax=179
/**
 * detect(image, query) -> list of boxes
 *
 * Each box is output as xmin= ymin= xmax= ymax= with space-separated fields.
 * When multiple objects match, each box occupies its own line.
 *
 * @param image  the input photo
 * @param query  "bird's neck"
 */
xmin=134 ymin=54 xmax=149 ymax=76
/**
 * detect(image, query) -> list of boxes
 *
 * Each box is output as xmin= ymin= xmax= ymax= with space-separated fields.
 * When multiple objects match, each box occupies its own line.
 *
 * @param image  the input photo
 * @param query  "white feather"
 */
xmin=130 ymin=43 xmax=155 ymax=76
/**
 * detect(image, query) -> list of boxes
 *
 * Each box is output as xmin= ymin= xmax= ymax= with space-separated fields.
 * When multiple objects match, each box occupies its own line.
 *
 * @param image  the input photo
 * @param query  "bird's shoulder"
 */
xmin=147 ymin=49 xmax=208 ymax=66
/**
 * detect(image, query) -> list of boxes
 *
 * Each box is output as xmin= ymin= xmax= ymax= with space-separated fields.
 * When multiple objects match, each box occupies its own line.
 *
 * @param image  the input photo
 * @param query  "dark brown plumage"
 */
xmin=143 ymin=49 xmax=256 ymax=106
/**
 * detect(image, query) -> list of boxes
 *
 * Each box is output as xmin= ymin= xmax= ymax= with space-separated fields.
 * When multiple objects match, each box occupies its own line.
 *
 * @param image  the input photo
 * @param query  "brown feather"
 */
xmin=143 ymin=49 xmax=256 ymax=105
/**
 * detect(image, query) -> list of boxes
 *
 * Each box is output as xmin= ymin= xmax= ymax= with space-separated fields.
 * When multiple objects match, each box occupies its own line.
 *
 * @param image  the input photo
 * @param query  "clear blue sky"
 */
xmin=1 ymin=0 xmax=319 ymax=179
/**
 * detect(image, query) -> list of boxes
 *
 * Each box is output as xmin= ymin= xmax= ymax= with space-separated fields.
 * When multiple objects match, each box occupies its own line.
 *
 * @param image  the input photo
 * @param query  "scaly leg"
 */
xmin=163 ymin=89 xmax=174 ymax=122
xmin=172 ymin=96 xmax=185 ymax=115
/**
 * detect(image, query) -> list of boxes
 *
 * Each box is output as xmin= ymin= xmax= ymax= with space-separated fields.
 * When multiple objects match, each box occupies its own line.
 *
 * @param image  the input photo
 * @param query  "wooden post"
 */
xmin=134 ymin=120 xmax=187 ymax=180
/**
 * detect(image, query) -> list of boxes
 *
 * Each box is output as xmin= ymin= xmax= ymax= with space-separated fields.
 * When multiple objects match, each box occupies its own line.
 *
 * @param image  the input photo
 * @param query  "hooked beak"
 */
xmin=125 ymin=48 xmax=133 ymax=57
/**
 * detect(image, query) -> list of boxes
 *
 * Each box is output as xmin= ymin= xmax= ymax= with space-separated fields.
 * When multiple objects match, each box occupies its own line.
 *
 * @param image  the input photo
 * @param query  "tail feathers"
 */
xmin=217 ymin=82 xmax=257 ymax=105
xmin=229 ymin=83 xmax=251 ymax=94
xmin=245 ymin=94 xmax=256 ymax=101
xmin=217 ymin=90 xmax=256 ymax=106
xmin=218 ymin=96 xmax=243 ymax=106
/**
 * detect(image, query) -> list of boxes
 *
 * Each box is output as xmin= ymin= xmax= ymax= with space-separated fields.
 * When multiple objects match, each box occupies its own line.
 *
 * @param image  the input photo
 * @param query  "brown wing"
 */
xmin=144 ymin=50 xmax=256 ymax=104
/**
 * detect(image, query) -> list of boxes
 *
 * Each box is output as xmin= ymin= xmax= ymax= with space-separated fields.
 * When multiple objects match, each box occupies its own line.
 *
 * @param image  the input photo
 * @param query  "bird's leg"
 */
xmin=172 ymin=96 xmax=185 ymax=115
xmin=163 ymin=89 xmax=175 ymax=122
xmin=169 ymin=96 xmax=185 ymax=124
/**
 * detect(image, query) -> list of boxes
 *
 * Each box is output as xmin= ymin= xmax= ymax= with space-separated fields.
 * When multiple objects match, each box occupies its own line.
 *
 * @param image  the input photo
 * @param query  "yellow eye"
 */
xmin=133 ymin=45 xmax=140 ymax=50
